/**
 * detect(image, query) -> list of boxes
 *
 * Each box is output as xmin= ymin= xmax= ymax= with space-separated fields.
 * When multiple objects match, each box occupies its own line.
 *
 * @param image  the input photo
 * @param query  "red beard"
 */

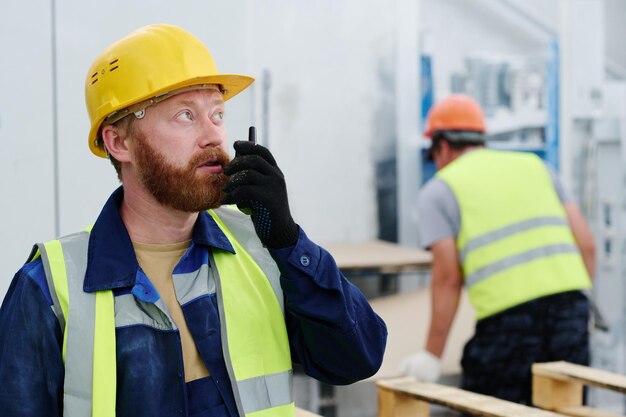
xmin=134 ymin=132 xmax=230 ymax=212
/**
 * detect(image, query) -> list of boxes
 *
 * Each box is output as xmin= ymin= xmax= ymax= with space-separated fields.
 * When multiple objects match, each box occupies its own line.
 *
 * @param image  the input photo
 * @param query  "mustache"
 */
xmin=188 ymin=148 xmax=231 ymax=169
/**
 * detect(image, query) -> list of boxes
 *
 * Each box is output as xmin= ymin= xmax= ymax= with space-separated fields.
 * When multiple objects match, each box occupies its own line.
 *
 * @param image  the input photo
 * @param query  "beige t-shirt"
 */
xmin=133 ymin=240 xmax=210 ymax=382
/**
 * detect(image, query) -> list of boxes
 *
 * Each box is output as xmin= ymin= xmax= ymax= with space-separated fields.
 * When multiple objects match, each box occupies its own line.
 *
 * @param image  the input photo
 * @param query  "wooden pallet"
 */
xmin=377 ymin=377 xmax=565 ymax=417
xmin=533 ymin=361 xmax=626 ymax=417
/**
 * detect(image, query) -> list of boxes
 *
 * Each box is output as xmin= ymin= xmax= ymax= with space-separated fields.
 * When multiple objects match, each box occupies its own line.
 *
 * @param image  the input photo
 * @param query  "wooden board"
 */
xmin=378 ymin=386 xmax=430 ymax=417
xmin=378 ymin=377 xmax=566 ymax=417
xmin=324 ymin=239 xmax=432 ymax=273
xmin=533 ymin=362 xmax=626 ymax=394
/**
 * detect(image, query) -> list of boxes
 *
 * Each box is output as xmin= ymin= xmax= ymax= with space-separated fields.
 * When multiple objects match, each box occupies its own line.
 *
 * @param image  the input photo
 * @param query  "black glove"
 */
xmin=222 ymin=141 xmax=299 ymax=248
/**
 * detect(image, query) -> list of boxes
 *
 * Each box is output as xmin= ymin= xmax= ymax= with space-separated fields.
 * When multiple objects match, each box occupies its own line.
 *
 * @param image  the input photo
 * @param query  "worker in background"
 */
xmin=399 ymin=94 xmax=595 ymax=405
xmin=0 ymin=24 xmax=387 ymax=416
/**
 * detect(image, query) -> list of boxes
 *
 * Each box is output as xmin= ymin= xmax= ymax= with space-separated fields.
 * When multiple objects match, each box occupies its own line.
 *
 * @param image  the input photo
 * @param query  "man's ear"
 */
xmin=101 ymin=124 xmax=131 ymax=162
xmin=438 ymin=139 xmax=451 ymax=156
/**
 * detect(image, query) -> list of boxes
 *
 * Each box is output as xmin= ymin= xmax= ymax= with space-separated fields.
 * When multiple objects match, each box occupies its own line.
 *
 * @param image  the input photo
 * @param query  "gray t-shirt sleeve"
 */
xmin=417 ymin=178 xmax=461 ymax=249
xmin=543 ymin=162 xmax=572 ymax=203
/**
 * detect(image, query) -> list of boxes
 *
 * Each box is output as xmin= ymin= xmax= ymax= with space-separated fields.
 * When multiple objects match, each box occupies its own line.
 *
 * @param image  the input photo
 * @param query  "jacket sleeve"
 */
xmin=269 ymin=228 xmax=387 ymax=385
xmin=0 ymin=259 xmax=64 ymax=417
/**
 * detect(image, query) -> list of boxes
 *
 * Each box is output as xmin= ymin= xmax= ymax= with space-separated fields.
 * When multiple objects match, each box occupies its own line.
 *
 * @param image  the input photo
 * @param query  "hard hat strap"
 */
xmin=103 ymin=84 xmax=225 ymax=125
xmin=434 ymin=130 xmax=484 ymax=143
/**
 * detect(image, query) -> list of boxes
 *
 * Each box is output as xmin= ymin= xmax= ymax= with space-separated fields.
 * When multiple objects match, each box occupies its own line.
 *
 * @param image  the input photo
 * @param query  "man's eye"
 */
xmin=177 ymin=111 xmax=193 ymax=121
xmin=212 ymin=112 xmax=224 ymax=122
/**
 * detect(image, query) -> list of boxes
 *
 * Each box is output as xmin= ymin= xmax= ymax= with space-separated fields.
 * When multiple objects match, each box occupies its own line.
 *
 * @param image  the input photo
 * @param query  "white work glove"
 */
xmin=398 ymin=351 xmax=442 ymax=382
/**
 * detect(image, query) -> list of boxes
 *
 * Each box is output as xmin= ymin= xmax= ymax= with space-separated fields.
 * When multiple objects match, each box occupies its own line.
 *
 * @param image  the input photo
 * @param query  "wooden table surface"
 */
xmin=323 ymin=239 xmax=432 ymax=273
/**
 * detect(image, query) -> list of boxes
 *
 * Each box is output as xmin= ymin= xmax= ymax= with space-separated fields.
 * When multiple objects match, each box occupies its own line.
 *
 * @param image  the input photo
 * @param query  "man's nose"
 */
xmin=197 ymin=119 xmax=224 ymax=148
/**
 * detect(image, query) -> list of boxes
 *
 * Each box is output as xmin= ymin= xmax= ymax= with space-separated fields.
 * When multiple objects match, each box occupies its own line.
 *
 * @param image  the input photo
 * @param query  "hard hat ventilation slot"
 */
xmin=109 ymin=59 xmax=119 ymax=72
xmin=91 ymin=72 xmax=98 ymax=85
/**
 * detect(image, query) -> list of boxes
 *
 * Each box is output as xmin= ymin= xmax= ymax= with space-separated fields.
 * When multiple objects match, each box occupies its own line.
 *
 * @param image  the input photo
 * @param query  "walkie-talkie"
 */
xmin=248 ymin=126 xmax=256 ymax=144
xmin=238 ymin=126 xmax=257 ymax=215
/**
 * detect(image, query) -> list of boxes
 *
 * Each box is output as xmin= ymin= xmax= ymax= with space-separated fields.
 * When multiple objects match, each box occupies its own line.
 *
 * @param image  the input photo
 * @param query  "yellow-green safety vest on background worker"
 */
xmin=436 ymin=149 xmax=591 ymax=319
xmin=32 ymin=207 xmax=295 ymax=417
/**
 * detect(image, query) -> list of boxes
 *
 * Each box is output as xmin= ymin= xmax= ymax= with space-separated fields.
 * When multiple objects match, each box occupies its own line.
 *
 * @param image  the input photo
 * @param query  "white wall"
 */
xmin=245 ymin=0 xmax=396 ymax=244
xmin=0 ymin=1 xmax=56 ymax=294
xmin=605 ymin=0 xmax=626 ymax=78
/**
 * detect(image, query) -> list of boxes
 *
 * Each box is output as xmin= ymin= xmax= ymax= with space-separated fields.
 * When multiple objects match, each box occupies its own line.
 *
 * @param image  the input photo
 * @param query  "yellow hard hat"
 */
xmin=85 ymin=24 xmax=255 ymax=157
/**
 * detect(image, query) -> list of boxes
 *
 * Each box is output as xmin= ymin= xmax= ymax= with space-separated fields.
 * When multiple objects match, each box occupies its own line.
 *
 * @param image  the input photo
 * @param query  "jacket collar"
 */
xmin=83 ymin=186 xmax=234 ymax=293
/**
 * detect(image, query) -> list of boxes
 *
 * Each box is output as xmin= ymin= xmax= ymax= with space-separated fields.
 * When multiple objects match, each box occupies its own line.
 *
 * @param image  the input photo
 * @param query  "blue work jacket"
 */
xmin=0 ymin=187 xmax=387 ymax=417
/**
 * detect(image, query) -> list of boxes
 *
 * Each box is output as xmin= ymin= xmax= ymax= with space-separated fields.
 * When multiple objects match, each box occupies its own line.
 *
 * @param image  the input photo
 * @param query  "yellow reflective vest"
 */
xmin=436 ymin=149 xmax=591 ymax=319
xmin=32 ymin=207 xmax=295 ymax=417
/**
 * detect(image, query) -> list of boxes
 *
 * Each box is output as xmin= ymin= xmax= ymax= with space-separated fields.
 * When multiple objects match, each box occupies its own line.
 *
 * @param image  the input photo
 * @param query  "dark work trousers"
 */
xmin=461 ymin=290 xmax=590 ymax=405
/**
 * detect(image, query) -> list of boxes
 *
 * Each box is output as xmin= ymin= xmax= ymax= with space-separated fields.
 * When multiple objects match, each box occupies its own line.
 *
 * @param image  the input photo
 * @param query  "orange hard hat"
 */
xmin=424 ymin=94 xmax=486 ymax=137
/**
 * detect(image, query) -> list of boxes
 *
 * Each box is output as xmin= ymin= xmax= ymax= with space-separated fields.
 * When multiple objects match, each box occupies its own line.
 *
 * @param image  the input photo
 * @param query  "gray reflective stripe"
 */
xmin=46 ymin=231 xmax=95 ymax=417
xmin=210 ymin=251 xmax=246 ymax=416
xmin=466 ymin=243 xmax=580 ymax=287
xmin=154 ymin=298 xmax=177 ymax=330
xmin=213 ymin=207 xmax=284 ymax=312
xmin=173 ymin=264 xmax=216 ymax=306
xmin=238 ymin=370 xmax=294 ymax=414
xmin=460 ymin=216 xmax=569 ymax=262
xmin=114 ymin=294 xmax=174 ymax=330
xmin=37 ymin=243 xmax=66 ymax=332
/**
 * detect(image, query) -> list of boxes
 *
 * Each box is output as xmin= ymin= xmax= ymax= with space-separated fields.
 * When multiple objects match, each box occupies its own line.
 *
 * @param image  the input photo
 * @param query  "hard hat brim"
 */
xmin=89 ymin=73 xmax=255 ymax=158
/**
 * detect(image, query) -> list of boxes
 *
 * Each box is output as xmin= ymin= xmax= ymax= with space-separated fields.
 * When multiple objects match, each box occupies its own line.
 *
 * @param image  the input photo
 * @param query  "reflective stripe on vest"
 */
xmin=437 ymin=149 xmax=591 ymax=319
xmin=36 ymin=207 xmax=294 ymax=417
xmin=209 ymin=208 xmax=294 ymax=417
xmin=35 ymin=230 xmax=116 ymax=417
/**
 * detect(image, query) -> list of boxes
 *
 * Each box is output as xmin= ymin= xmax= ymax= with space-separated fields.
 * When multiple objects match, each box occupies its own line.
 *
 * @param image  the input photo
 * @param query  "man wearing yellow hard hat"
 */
xmin=399 ymin=94 xmax=595 ymax=405
xmin=0 ymin=24 xmax=387 ymax=416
